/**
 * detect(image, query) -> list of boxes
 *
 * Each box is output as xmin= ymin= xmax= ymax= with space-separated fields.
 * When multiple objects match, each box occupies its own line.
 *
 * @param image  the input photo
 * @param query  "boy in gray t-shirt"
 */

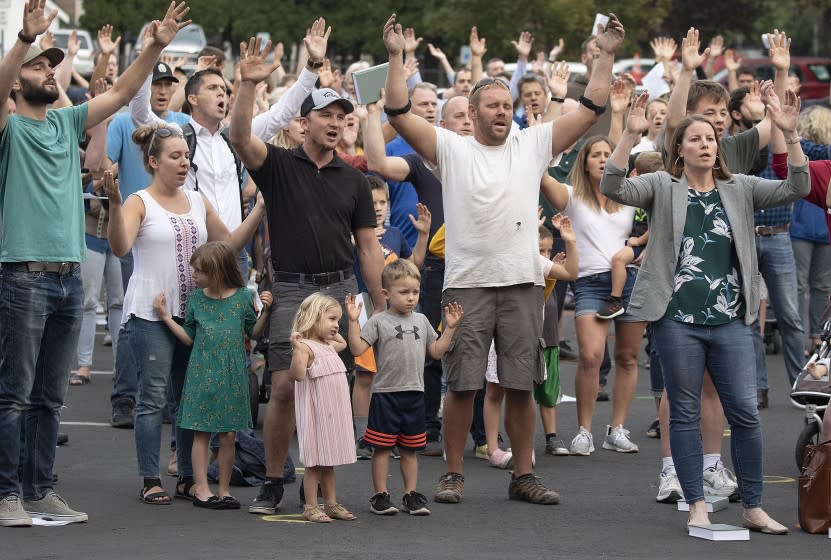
xmin=346 ymin=259 xmax=463 ymax=516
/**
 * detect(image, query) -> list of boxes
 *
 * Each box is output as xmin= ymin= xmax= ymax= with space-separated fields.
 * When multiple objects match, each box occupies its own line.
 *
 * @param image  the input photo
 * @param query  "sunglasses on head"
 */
xmin=148 ymin=127 xmax=184 ymax=154
xmin=470 ymin=77 xmax=510 ymax=98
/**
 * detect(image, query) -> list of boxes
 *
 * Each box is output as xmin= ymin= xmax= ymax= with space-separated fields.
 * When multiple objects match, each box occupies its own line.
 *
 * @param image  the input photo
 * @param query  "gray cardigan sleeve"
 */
xmin=747 ymin=160 xmax=810 ymax=210
xmin=600 ymin=160 xmax=660 ymax=209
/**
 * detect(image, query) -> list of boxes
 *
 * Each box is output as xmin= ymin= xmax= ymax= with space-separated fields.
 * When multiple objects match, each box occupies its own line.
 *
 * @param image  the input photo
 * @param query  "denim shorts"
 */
xmin=574 ymin=268 xmax=641 ymax=322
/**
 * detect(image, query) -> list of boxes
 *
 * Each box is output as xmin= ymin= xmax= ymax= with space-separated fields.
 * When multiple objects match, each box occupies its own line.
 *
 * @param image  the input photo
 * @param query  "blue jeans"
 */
xmin=754 ymin=232 xmax=805 ymax=387
xmin=112 ymin=251 xmax=137 ymax=407
xmin=125 ymin=317 xmax=192 ymax=479
xmin=77 ymin=246 xmax=123 ymax=367
xmin=646 ymin=323 xmax=664 ymax=397
xmin=652 ymin=317 xmax=763 ymax=507
xmin=0 ymin=264 xmax=83 ymax=499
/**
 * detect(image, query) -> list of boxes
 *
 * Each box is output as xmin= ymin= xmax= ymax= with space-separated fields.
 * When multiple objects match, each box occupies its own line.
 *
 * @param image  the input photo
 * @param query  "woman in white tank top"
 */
xmin=103 ymin=124 xmax=266 ymax=504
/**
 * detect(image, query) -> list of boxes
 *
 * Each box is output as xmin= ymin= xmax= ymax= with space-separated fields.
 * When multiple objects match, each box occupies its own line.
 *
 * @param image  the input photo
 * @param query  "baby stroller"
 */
xmin=790 ymin=303 xmax=831 ymax=471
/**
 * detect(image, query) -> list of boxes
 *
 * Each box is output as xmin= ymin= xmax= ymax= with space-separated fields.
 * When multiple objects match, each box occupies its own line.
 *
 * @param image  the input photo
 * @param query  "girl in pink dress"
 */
xmin=288 ymin=293 xmax=357 ymax=523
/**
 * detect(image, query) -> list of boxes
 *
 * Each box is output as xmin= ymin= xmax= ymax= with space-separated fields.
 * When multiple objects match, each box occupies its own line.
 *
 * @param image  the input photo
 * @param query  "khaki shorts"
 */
xmin=267 ymin=277 xmax=358 ymax=372
xmin=441 ymin=284 xmax=544 ymax=391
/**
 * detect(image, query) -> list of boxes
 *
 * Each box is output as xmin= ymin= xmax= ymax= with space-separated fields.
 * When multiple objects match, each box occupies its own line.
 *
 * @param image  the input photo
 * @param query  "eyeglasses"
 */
xmin=470 ymin=77 xmax=510 ymax=98
xmin=148 ymin=127 xmax=184 ymax=154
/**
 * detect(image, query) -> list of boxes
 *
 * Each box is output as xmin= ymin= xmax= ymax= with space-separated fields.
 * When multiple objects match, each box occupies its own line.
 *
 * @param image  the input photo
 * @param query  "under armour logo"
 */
xmin=394 ymin=325 xmax=420 ymax=340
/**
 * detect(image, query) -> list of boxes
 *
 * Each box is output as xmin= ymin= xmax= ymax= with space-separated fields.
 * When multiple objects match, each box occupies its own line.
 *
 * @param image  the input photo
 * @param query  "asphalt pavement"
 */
xmin=5 ymin=312 xmax=829 ymax=560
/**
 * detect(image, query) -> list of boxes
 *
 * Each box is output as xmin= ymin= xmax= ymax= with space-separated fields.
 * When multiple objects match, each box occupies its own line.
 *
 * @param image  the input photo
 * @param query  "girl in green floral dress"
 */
xmin=154 ymin=242 xmax=273 ymax=509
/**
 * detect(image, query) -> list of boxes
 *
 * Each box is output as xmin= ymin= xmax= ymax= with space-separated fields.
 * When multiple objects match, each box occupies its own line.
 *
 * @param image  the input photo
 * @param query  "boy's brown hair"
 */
xmin=633 ymin=151 xmax=665 ymax=175
xmin=381 ymin=259 xmax=420 ymax=289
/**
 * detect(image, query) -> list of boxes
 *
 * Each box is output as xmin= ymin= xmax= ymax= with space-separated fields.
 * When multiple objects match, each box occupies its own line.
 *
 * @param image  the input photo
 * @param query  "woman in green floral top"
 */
xmin=601 ymin=86 xmax=808 ymax=535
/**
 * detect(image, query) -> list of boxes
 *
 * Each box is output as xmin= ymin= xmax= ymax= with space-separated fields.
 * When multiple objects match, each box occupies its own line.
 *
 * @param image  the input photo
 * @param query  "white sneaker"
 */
xmin=602 ymin=424 xmax=639 ymax=453
xmin=656 ymin=470 xmax=684 ymax=503
xmin=703 ymin=461 xmax=739 ymax=501
xmin=23 ymin=491 xmax=87 ymax=523
xmin=569 ymin=427 xmax=594 ymax=456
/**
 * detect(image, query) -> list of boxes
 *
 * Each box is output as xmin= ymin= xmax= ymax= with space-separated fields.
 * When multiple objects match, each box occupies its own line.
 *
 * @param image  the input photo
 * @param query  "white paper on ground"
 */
xmin=560 ymin=394 xmax=576 ymax=403
xmin=31 ymin=518 xmax=74 ymax=526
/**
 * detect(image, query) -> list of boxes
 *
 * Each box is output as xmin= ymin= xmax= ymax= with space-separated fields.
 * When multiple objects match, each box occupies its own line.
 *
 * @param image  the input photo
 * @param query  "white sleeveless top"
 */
xmin=121 ymin=189 xmax=208 ymax=323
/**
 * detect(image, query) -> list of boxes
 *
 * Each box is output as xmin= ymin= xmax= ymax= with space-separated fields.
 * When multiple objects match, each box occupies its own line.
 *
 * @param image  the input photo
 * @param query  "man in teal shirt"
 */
xmin=0 ymin=0 xmax=191 ymax=527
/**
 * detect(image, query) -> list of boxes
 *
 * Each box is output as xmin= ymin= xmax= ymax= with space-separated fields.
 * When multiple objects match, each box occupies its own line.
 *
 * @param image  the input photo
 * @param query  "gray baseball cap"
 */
xmin=300 ymin=88 xmax=354 ymax=117
xmin=22 ymin=44 xmax=65 ymax=67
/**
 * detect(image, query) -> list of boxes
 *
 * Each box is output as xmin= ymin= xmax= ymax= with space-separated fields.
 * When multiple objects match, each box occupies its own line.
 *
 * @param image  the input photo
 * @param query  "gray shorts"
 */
xmin=267 ymin=276 xmax=358 ymax=372
xmin=441 ymin=284 xmax=544 ymax=392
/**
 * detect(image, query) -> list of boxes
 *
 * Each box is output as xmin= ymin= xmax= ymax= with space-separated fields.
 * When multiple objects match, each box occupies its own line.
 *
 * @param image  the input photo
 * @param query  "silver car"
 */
xmin=133 ymin=22 xmax=207 ymax=72
xmin=52 ymin=29 xmax=95 ymax=77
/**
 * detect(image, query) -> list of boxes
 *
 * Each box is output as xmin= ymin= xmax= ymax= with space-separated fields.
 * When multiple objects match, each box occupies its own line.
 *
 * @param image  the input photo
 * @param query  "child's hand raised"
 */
xmin=153 ymin=293 xmax=170 ymax=319
xmin=443 ymin=301 xmax=464 ymax=329
xmin=344 ymin=293 xmax=363 ymax=322
xmin=551 ymin=214 xmax=576 ymax=242
xmin=551 ymin=251 xmax=566 ymax=265
xmin=408 ymin=203 xmax=431 ymax=235
xmin=260 ymin=290 xmax=273 ymax=310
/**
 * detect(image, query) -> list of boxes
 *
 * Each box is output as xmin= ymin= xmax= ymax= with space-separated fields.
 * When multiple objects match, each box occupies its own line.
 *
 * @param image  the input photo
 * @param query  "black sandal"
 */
xmin=175 ymin=476 xmax=196 ymax=500
xmin=140 ymin=477 xmax=172 ymax=505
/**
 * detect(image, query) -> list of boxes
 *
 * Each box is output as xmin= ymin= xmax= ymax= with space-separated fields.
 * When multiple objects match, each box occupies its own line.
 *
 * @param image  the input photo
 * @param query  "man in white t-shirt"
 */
xmin=381 ymin=13 xmax=625 ymax=505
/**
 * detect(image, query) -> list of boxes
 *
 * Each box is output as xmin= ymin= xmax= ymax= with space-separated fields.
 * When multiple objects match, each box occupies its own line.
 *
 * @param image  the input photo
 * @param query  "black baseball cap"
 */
xmin=152 ymin=62 xmax=179 ymax=83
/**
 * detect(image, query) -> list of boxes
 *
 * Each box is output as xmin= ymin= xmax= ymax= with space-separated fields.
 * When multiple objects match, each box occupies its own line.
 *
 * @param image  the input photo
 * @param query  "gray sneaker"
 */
xmin=0 ymin=495 xmax=32 ymax=527
xmin=23 ymin=491 xmax=88 ymax=523
xmin=545 ymin=437 xmax=570 ymax=456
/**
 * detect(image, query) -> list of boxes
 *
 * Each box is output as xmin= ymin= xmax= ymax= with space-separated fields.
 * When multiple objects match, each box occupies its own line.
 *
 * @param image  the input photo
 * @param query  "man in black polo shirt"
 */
xmin=230 ymin=36 xmax=384 ymax=514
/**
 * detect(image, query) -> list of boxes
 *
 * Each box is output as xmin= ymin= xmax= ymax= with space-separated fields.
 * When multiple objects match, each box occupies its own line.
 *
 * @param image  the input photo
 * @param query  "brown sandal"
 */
xmin=324 ymin=503 xmax=356 ymax=521
xmin=303 ymin=504 xmax=331 ymax=523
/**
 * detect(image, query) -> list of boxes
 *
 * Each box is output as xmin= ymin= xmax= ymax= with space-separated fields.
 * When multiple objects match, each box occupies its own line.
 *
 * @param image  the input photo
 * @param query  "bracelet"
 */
xmin=17 ymin=31 xmax=35 ymax=44
xmin=383 ymin=99 xmax=412 ymax=117
xmin=550 ymin=96 xmax=565 ymax=103
xmin=579 ymin=95 xmax=606 ymax=115
xmin=785 ymin=136 xmax=802 ymax=145
xmin=306 ymin=58 xmax=324 ymax=70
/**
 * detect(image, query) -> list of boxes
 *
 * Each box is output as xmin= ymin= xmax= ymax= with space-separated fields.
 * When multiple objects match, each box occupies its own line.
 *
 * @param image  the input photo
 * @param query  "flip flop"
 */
xmin=69 ymin=373 xmax=90 ymax=386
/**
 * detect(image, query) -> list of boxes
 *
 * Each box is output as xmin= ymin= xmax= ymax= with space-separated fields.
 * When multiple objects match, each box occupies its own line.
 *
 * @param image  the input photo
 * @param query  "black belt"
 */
xmin=755 ymin=223 xmax=790 ymax=236
xmin=2 ymin=261 xmax=79 ymax=274
xmin=274 ymin=268 xmax=353 ymax=286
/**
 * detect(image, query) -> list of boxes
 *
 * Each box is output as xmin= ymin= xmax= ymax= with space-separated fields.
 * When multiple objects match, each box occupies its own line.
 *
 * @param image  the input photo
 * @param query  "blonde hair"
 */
xmin=568 ymin=136 xmax=622 ymax=214
xmin=189 ymin=242 xmax=244 ymax=291
xmin=798 ymin=106 xmax=831 ymax=145
xmin=291 ymin=293 xmax=341 ymax=339
xmin=381 ymin=259 xmax=421 ymax=289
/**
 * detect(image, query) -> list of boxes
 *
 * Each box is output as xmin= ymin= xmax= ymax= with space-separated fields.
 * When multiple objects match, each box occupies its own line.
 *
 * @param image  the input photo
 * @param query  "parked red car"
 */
xmin=712 ymin=57 xmax=831 ymax=100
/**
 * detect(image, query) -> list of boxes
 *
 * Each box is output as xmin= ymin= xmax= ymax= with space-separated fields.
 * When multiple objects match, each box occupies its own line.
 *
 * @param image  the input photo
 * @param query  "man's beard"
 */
xmin=20 ymin=80 xmax=59 ymax=105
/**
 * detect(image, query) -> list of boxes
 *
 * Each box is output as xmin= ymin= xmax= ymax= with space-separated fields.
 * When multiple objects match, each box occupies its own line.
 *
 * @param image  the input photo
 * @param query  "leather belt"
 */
xmin=754 ymin=223 xmax=790 ymax=236
xmin=274 ymin=268 xmax=353 ymax=286
xmin=2 ymin=261 xmax=79 ymax=274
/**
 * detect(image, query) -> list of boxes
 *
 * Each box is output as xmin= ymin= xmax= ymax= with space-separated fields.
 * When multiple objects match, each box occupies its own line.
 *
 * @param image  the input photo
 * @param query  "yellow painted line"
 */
xmin=723 ymin=429 xmax=731 ymax=437
xmin=764 ymin=475 xmax=796 ymax=484
xmin=295 ymin=467 xmax=305 ymax=474
xmin=261 ymin=514 xmax=310 ymax=523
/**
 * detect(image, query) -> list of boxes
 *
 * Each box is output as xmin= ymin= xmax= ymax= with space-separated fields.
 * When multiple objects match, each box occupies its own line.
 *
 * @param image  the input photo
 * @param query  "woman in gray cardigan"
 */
xmin=601 ymin=87 xmax=808 ymax=534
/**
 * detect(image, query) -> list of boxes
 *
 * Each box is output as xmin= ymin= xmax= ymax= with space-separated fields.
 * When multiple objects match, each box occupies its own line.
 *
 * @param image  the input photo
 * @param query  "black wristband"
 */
xmin=579 ymin=95 xmax=606 ymax=115
xmin=383 ymin=99 xmax=412 ymax=117
xmin=17 ymin=31 xmax=35 ymax=44
xmin=306 ymin=59 xmax=324 ymax=70
xmin=551 ymin=96 xmax=565 ymax=103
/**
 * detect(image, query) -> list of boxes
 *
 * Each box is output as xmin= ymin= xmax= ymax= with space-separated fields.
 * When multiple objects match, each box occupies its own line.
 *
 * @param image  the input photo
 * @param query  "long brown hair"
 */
xmin=667 ymin=115 xmax=731 ymax=180
xmin=132 ymin=124 xmax=185 ymax=174
xmin=568 ymin=135 xmax=622 ymax=214
xmin=189 ymin=242 xmax=245 ymax=291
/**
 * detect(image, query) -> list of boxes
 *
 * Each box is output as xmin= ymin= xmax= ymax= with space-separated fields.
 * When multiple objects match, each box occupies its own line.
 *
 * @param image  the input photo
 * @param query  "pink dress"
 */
xmin=294 ymin=338 xmax=356 ymax=467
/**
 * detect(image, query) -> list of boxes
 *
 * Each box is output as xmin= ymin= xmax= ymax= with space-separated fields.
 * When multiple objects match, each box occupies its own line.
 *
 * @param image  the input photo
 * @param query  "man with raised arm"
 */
xmin=229 ymin=31 xmax=385 ymax=515
xmin=0 ymin=0 xmax=190 ymax=527
xmin=381 ymin=13 xmax=624 ymax=505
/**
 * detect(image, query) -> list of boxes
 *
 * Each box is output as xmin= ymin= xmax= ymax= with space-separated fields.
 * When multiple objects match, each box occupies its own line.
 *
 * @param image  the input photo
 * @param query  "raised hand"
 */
xmin=195 ymin=54 xmax=217 ymax=72
xmin=239 ymin=36 xmax=281 ymax=84
xmin=537 ymin=206 xmax=545 ymax=226
xmin=708 ymin=35 xmax=724 ymax=58
xmin=547 ymin=60 xmax=570 ymax=99
xmin=549 ymin=38 xmax=565 ymax=62
xmin=273 ymin=42 xmax=284 ymax=64
xmin=767 ymin=29 xmax=791 ymax=72
xmin=551 ymin=214 xmax=576 ymax=242
xmin=511 ymin=31 xmax=533 ymax=61
xmin=317 ymin=58 xmax=335 ymax=88
xmin=724 ymin=48 xmax=741 ymax=71
xmin=764 ymin=83 xmax=800 ymax=136
xmin=141 ymin=21 xmax=156 ymax=53
xmin=403 ymin=27 xmax=422 ymax=56
xmin=530 ymin=51 xmax=546 ymax=75
xmin=649 ymin=36 xmax=676 ymax=62
xmin=98 ymin=24 xmax=121 ymax=56
xmin=260 ymin=291 xmax=273 ymax=310
xmin=344 ymin=293 xmax=363 ymax=322
xmin=38 ymin=30 xmax=54 ymax=50
xmin=469 ymin=26 xmax=486 ymax=57
xmin=680 ymin=27 xmax=709 ymax=71
xmin=609 ymin=79 xmax=630 ymax=114
xmin=443 ymin=302 xmax=464 ymax=329
xmin=304 ymin=17 xmax=331 ymax=62
xmin=408 ymin=203 xmax=432 ymax=235
xmin=525 ymin=104 xmax=542 ymax=126
xmin=151 ymin=1 xmax=191 ymax=50
xmin=101 ymin=169 xmax=121 ymax=204
xmin=382 ymin=14 xmax=405 ymax=57
xmin=153 ymin=293 xmax=170 ymax=319
xmin=404 ymin=57 xmax=419 ymax=79
xmin=66 ymin=30 xmax=80 ymax=57
xmin=745 ymin=80 xmax=766 ymax=120
xmin=551 ymin=252 xmax=567 ymax=265
xmin=624 ymin=91 xmax=650 ymax=134
xmin=427 ymin=43 xmax=446 ymax=60
xmin=92 ymin=77 xmax=111 ymax=97
xmin=22 ymin=0 xmax=58 ymax=40
xmin=595 ymin=13 xmax=625 ymax=55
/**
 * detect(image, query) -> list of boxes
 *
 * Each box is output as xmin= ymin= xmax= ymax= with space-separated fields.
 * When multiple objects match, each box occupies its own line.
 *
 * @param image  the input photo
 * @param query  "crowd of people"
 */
xmin=2 ymin=0 xmax=831 ymax=536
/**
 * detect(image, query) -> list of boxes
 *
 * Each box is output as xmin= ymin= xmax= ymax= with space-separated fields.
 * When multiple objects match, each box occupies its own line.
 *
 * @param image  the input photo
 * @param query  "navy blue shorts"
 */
xmin=631 ymin=244 xmax=645 ymax=260
xmin=364 ymin=391 xmax=426 ymax=450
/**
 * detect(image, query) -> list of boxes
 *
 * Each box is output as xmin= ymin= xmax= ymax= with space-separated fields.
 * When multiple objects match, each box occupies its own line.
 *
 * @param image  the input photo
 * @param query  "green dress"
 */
xmin=177 ymin=287 xmax=257 ymax=432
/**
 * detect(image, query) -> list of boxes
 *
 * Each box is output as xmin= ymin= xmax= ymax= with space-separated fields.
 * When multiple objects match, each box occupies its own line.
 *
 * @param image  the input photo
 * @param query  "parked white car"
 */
xmin=133 ymin=22 xmax=207 ymax=72
xmin=52 ymin=29 xmax=95 ymax=76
